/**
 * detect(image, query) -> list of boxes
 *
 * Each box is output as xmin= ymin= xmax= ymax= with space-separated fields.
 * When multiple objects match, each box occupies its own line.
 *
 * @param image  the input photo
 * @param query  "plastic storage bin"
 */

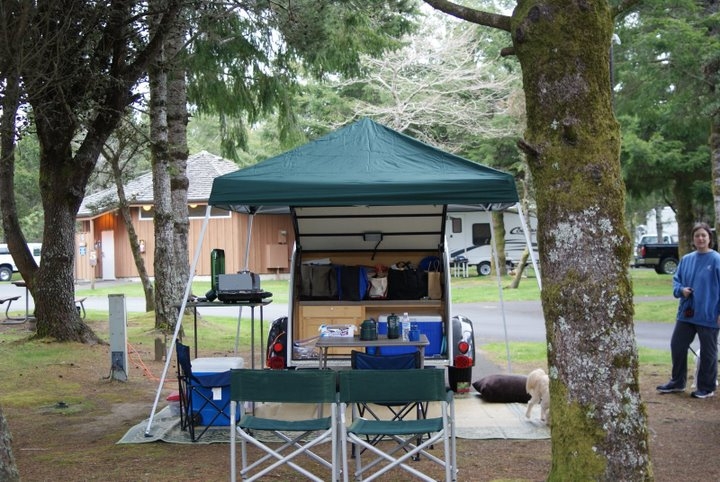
xmin=191 ymin=356 xmax=244 ymax=426
xmin=376 ymin=315 xmax=444 ymax=357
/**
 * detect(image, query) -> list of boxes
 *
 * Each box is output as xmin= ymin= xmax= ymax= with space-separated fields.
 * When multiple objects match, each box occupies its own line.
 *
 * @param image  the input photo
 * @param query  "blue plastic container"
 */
xmin=376 ymin=316 xmax=444 ymax=356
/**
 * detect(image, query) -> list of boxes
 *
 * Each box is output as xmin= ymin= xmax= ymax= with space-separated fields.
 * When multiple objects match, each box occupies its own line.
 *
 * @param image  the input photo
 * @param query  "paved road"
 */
xmin=1 ymin=280 xmax=675 ymax=351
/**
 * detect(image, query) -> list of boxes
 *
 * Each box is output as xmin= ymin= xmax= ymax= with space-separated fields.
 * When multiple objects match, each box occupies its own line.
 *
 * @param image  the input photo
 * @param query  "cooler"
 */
xmin=191 ymin=356 xmax=244 ymax=426
xmin=376 ymin=315 xmax=444 ymax=357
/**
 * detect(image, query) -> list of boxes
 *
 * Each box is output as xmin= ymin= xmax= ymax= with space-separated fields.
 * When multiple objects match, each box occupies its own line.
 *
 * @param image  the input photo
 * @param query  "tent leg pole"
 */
xmin=144 ymin=205 xmax=211 ymax=436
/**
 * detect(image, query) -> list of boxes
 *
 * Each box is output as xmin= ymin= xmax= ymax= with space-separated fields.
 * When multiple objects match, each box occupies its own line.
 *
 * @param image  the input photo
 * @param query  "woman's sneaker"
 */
xmin=656 ymin=382 xmax=685 ymax=393
xmin=691 ymin=390 xmax=715 ymax=399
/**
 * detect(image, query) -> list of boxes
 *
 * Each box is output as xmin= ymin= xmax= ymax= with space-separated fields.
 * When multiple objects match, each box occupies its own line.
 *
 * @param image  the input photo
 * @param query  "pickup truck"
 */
xmin=0 ymin=243 xmax=42 ymax=281
xmin=634 ymin=242 xmax=679 ymax=275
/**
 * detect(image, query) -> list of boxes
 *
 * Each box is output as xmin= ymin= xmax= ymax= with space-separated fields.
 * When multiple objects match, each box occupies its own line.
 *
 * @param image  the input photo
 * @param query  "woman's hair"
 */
xmin=691 ymin=222 xmax=713 ymax=238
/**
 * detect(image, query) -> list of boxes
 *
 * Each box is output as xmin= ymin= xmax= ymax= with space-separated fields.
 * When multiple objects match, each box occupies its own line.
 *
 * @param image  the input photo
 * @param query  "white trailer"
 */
xmin=446 ymin=210 xmax=538 ymax=276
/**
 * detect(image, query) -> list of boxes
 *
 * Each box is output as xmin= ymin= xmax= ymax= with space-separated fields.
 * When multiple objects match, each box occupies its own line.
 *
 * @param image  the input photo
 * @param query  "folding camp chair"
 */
xmin=176 ymin=342 xmax=235 ymax=442
xmin=229 ymin=369 xmax=339 ymax=482
xmin=350 ymin=350 xmax=426 ymax=458
xmin=338 ymin=368 xmax=457 ymax=482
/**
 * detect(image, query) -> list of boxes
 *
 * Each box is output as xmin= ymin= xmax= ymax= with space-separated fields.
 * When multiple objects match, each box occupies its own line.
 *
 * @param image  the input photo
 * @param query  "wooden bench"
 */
xmin=1 ymin=295 xmax=22 ymax=321
xmin=75 ymin=297 xmax=87 ymax=319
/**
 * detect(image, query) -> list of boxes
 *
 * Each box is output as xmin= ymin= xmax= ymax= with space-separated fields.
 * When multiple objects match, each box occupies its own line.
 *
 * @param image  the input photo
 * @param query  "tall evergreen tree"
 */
xmin=614 ymin=0 xmax=718 ymax=254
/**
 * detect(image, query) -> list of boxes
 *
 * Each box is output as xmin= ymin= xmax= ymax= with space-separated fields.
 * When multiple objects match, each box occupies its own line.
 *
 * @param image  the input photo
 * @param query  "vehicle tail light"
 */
xmin=267 ymin=355 xmax=285 ymax=369
xmin=266 ymin=331 xmax=286 ymax=369
xmin=453 ymin=355 xmax=472 ymax=368
xmin=457 ymin=341 xmax=470 ymax=354
xmin=640 ymin=246 xmax=646 ymax=257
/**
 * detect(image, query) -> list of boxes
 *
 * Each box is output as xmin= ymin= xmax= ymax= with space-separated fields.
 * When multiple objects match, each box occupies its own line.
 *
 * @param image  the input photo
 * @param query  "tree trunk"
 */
xmin=166 ymin=14 xmax=191 ymax=301
xmin=150 ymin=45 xmax=176 ymax=331
xmin=108 ymin=148 xmax=155 ymax=312
xmin=34 ymin=141 xmax=100 ymax=343
xmin=491 ymin=211 xmax=507 ymax=275
xmin=508 ymin=249 xmax=530 ymax=289
xmin=149 ymin=2 xmax=188 ymax=331
xmin=0 ymin=405 xmax=19 ymax=482
xmin=673 ymin=182 xmax=695 ymax=257
xmin=707 ymin=0 xmax=720 ymax=234
xmin=654 ymin=203 xmax=664 ymax=243
xmin=511 ymin=2 xmax=651 ymax=479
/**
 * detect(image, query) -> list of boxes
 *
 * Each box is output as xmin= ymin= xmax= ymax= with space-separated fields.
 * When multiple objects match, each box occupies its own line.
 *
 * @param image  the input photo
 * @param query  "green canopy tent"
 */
xmin=209 ymin=117 xmax=518 ymax=211
xmin=146 ymin=118 xmax=535 ymax=436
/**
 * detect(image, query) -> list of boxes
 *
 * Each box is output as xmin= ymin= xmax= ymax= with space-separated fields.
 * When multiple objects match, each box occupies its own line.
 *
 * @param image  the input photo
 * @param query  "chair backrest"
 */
xmin=351 ymin=350 xmax=420 ymax=370
xmin=176 ymin=342 xmax=193 ymax=377
xmin=338 ymin=368 xmax=446 ymax=404
xmin=230 ymin=369 xmax=337 ymax=404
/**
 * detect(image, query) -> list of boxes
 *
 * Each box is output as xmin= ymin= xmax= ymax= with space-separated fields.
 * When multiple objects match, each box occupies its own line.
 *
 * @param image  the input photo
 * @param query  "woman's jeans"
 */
xmin=670 ymin=321 xmax=719 ymax=392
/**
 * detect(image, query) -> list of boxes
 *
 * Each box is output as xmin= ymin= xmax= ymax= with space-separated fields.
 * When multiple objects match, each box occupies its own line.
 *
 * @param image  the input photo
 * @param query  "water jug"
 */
xmin=387 ymin=313 xmax=400 ymax=339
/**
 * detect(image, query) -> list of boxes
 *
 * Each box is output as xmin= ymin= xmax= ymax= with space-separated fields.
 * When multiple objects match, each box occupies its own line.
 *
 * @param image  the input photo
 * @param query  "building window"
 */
xmin=139 ymin=205 xmax=231 ymax=220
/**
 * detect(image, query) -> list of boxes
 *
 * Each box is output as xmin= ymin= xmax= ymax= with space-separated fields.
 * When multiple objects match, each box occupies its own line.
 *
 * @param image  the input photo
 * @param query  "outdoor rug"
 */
xmin=118 ymin=395 xmax=549 ymax=445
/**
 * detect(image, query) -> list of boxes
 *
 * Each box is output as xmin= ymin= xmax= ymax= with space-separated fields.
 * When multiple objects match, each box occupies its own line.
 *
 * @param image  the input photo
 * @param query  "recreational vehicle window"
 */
xmin=472 ymin=223 xmax=491 ymax=246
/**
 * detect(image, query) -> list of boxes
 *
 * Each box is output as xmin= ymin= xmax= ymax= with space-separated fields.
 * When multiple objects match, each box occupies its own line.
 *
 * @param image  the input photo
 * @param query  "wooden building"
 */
xmin=75 ymin=151 xmax=294 ymax=281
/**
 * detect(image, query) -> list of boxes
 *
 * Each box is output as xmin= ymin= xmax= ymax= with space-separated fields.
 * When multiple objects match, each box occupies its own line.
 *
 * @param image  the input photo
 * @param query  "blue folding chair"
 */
xmin=176 ymin=342 xmax=234 ymax=442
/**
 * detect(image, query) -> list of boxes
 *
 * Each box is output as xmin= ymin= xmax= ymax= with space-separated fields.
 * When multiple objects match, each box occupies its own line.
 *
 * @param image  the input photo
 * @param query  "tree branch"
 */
xmin=422 ymin=0 xmax=511 ymax=32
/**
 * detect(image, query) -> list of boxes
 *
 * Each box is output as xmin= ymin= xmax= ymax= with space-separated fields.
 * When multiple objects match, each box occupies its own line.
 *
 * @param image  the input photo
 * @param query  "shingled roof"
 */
xmin=77 ymin=151 xmax=238 ymax=218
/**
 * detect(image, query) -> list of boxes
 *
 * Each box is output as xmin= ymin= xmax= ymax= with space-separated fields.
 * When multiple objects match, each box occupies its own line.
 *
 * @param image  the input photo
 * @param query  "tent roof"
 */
xmin=209 ymin=118 xmax=518 ymax=212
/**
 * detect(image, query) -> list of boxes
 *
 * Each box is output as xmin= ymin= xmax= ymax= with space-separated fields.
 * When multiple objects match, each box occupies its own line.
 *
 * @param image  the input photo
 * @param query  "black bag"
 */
xmin=337 ymin=265 xmax=369 ymax=301
xmin=300 ymin=264 xmax=337 ymax=299
xmin=678 ymin=294 xmax=694 ymax=318
xmin=387 ymin=262 xmax=427 ymax=300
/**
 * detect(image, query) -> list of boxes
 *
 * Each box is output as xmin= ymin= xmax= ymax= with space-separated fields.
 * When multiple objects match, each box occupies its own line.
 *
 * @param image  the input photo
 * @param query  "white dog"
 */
xmin=525 ymin=368 xmax=550 ymax=424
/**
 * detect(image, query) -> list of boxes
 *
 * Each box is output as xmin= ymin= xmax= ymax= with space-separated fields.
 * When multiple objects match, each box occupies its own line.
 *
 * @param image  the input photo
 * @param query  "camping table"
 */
xmin=10 ymin=280 xmax=33 ymax=322
xmin=179 ymin=300 xmax=271 ymax=369
xmin=315 ymin=334 xmax=429 ymax=369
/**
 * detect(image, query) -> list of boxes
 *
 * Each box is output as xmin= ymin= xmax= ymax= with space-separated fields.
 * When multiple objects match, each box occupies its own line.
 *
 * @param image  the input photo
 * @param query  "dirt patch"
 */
xmin=2 ymin=322 xmax=719 ymax=481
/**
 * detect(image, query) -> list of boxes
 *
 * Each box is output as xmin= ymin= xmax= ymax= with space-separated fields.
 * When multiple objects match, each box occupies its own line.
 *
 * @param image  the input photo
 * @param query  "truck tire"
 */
xmin=658 ymin=257 xmax=679 ymax=275
xmin=477 ymin=262 xmax=491 ymax=276
xmin=0 ymin=266 xmax=12 ymax=282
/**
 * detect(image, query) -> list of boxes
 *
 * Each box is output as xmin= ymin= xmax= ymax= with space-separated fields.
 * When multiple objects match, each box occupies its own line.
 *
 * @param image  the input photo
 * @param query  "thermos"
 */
xmin=360 ymin=318 xmax=378 ymax=341
xmin=387 ymin=313 xmax=400 ymax=339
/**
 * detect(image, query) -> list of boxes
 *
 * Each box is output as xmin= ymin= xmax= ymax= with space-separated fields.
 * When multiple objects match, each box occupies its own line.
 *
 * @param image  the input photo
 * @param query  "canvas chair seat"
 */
xmin=338 ymin=368 xmax=457 ymax=482
xmin=229 ymin=369 xmax=340 ymax=482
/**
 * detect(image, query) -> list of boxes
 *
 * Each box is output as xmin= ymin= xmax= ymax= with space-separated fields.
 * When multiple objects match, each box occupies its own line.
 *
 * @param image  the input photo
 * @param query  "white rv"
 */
xmin=446 ymin=210 xmax=538 ymax=276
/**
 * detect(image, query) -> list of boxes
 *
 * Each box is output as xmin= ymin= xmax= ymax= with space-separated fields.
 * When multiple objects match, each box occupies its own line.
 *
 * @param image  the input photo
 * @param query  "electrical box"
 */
xmin=108 ymin=294 xmax=128 ymax=382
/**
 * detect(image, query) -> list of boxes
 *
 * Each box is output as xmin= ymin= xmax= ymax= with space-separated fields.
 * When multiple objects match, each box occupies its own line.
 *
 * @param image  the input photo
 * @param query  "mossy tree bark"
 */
xmin=424 ymin=0 xmax=651 ymax=479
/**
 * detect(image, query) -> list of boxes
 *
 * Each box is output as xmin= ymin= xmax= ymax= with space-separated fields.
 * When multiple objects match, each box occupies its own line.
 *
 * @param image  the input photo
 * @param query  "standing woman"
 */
xmin=657 ymin=222 xmax=720 ymax=398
